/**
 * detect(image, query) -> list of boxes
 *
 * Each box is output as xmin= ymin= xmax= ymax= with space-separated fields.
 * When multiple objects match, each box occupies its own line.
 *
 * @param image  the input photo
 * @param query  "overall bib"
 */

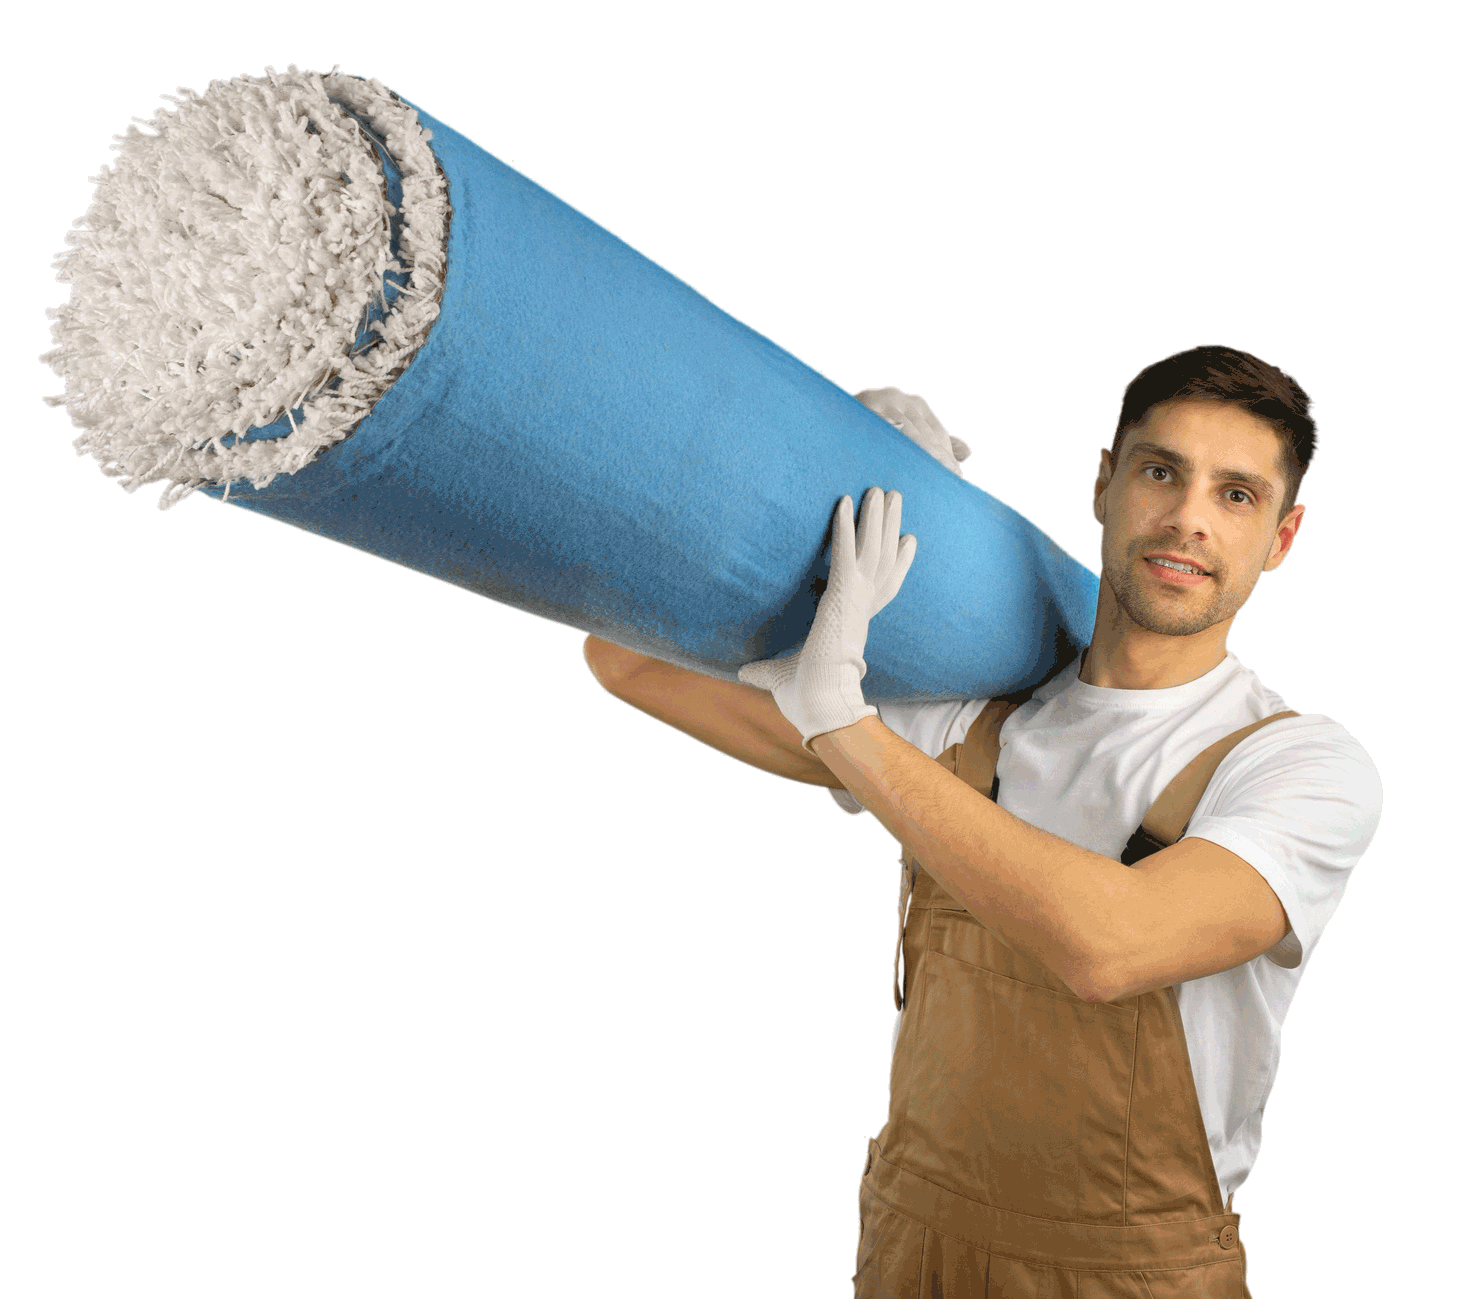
xmin=854 ymin=696 xmax=1297 ymax=1298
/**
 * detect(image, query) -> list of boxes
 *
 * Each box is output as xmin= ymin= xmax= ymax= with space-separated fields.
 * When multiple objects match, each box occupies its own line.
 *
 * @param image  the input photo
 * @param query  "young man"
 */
xmin=584 ymin=347 xmax=1381 ymax=1297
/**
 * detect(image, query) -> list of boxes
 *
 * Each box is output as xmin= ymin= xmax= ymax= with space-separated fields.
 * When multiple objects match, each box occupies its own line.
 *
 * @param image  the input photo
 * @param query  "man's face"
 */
xmin=1093 ymin=400 xmax=1305 ymax=639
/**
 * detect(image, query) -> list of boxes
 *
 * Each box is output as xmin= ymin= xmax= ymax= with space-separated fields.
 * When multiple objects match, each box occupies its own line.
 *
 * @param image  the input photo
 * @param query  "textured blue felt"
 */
xmin=199 ymin=95 xmax=1099 ymax=702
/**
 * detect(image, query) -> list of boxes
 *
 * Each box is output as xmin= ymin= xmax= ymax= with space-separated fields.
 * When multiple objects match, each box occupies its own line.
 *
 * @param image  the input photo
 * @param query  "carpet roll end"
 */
xmin=45 ymin=66 xmax=451 ymax=510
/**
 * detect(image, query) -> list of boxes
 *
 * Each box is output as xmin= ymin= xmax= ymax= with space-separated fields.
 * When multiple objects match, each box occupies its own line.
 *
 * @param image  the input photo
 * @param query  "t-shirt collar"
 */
xmin=1050 ymin=646 xmax=1244 ymax=712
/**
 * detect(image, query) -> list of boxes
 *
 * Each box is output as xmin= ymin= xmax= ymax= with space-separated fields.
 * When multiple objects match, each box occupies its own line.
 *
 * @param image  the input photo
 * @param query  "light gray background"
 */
xmin=7 ymin=3 xmax=1454 ymax=1295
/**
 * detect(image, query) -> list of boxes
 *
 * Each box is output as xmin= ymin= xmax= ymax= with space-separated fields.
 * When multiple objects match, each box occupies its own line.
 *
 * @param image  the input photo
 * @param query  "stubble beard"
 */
xmin=1105 ymin=542 xmax=1248 ymax=638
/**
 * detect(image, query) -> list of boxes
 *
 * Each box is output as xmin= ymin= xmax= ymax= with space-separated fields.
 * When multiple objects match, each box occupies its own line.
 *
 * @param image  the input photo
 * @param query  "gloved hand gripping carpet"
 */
xmin=45 ymin=66 xmax=1097 ymax=702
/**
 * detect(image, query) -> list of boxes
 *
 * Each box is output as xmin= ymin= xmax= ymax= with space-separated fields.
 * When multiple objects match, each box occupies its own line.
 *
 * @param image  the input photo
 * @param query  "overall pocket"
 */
xmin=894 ymin=912 xmax=1139 ymax=1223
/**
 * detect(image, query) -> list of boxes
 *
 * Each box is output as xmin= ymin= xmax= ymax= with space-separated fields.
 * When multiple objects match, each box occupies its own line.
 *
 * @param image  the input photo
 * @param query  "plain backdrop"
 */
xmin=6 ymin=3 xmax=1456 ymax=1295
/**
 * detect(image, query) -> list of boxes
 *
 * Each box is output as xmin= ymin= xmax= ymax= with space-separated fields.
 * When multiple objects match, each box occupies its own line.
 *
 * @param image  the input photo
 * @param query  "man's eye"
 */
xmin=1227 ymin=490 xmax=1252 ymax=505
xmin=1144 ymin=466 xmax=1170 ymax=481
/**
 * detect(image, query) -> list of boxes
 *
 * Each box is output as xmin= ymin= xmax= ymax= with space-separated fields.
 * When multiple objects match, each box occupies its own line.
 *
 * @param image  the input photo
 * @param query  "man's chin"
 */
xmin=1138 ymin=614 xmax=1217 ymax=638
xmin=1115 ymin=586 xmax=1227 ymax=639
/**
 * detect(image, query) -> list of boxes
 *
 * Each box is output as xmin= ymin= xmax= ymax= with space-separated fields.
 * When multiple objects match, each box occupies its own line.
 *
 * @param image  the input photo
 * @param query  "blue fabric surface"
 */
xmin=200 ymin=95 xmax=1099 ymax=702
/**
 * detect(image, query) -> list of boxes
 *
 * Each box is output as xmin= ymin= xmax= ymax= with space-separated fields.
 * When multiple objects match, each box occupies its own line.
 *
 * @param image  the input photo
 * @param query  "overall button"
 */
xmin=1219 ymin=1225 xmax=1238 ymax=1250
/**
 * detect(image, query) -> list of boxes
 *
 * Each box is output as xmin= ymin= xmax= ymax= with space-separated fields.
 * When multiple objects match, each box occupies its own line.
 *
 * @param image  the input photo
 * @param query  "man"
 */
xmin=584 ymin=346 xmax=1381 ymax=1297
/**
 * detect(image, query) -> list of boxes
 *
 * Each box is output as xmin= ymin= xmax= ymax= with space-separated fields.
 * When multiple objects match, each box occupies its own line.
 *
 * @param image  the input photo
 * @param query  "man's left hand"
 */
xmin=738 ymin=487 xmax=917 ymax=750
xmin=856 ymin=388 xmax=970 ymax=475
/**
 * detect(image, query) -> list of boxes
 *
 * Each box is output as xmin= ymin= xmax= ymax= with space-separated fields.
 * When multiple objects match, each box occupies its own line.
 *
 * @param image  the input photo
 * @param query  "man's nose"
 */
xmin=1159 ymin=484 xmax=1212 ymax=538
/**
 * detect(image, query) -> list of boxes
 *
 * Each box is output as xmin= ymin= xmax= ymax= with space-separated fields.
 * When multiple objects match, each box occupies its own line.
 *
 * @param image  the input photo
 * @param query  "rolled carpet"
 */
xmin=44 ymin=66 xmax=1097 ymax=702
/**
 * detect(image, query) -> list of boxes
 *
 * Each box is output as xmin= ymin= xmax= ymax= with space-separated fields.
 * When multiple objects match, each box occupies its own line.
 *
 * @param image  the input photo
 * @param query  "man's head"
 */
xmin=1092 ymin=346 xmax=1312 ymax=640
xmin=1111 ymin=346 xmax=1315 ymax=517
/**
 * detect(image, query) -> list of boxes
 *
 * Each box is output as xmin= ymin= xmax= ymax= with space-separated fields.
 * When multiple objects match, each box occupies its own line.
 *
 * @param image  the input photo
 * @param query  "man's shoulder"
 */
xmin=1211 ymin=708 xmax=1381 ymax=791
xmin=1188 ymin=674 xmax=1382 ymax=805
xmin=1204 ymin=659 xmax=1376 ymax=772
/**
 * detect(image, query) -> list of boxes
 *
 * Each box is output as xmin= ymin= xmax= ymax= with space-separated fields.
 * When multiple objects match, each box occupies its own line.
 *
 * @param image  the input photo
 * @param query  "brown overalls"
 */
xmin=854 ymin=691 xmax=1298 ymax=1299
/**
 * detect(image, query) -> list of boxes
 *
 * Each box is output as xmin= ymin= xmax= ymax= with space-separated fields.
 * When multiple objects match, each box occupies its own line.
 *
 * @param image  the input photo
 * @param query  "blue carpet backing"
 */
xmin=200 ymin=94 xmax=1098 ymax=702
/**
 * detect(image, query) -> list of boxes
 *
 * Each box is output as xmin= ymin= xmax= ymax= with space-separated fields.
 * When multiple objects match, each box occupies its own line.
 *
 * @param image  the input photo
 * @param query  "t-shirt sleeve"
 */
xmin=1182 ymin=715 xmax=1383 ymax=969
xmin=876 ymin=697 xmax=991 ymax=758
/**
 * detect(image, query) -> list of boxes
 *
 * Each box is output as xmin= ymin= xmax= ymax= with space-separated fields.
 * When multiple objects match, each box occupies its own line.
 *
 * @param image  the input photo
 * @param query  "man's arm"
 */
xmin=809 ymin=716 xmax=1290 ymax=1004
xmin=583 ymin=635 xmax=846 ymax=789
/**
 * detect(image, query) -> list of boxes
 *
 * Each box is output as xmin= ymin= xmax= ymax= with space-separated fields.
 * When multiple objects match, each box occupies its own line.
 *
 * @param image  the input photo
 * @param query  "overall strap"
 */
xmin=896 ymin=690 xmax=1030 ymax=876
xmin=892 ymin=689 xmax=1033 ymax=1009
xmin=894 ymin=745 xmax=957 ymax=1009
xmin=954 ymin=696 xmax=1025 ymax=799
xmin=1119 ymin=711 xmax=1301 ymax=865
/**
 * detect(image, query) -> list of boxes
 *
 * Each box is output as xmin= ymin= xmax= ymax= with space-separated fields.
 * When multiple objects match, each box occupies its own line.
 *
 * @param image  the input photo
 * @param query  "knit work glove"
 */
xmin=855 ymin=388 xmax=970 ymax=476
xmin=738 ymin=487 xmax=917 ymax=750
xmin=824 ymin=389 xmax=963 ymax=812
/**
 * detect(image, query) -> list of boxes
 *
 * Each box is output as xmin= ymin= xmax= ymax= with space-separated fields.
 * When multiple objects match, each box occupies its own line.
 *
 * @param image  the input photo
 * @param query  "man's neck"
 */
xmin=1078 ymin=588 xmax=1234 ymax=691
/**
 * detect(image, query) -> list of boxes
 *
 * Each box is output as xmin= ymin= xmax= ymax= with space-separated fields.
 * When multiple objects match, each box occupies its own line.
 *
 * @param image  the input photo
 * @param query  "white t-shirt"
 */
xmin=875 ymin=649 xmax=1383 ymax=1208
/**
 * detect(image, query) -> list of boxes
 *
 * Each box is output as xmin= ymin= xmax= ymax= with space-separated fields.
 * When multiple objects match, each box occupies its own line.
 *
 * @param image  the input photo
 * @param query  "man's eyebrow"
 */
xmin=1126 ymin=440 xmax=1277 ymax=500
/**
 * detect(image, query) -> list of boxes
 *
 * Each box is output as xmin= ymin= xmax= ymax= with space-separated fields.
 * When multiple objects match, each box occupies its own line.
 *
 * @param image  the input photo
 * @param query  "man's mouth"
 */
xmin=1148 ymin=557 xmax=1207 ymax=575
xmin=1143 ymin=554 xmax=1211 ymax=586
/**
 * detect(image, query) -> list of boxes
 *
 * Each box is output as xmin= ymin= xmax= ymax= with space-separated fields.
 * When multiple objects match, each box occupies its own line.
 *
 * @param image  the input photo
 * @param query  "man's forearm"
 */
xmin=810 ymin=716 xmax=1143 ymax=1001
xmin=584 ymin=636 xmax=842 ymax=788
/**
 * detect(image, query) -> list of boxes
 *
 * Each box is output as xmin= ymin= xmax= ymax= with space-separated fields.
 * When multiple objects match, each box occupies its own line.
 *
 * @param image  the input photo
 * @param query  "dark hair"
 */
xmin=1112 ymin=345 xmax=1315 ymax=516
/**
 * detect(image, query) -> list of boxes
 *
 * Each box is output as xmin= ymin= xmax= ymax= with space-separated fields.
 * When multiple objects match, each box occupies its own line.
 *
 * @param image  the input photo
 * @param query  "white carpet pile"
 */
xmin=43 ymin=66 xmax=449 ymax=508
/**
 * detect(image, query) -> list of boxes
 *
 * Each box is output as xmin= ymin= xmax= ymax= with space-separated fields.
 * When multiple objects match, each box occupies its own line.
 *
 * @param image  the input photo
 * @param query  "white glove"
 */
xmin=856 ymin=388 xmax=970 ymax=476
xmin=824 ymin=390 xmax=964 ymax=813
xmin=738 ymin=487 xmax=916 ymax=750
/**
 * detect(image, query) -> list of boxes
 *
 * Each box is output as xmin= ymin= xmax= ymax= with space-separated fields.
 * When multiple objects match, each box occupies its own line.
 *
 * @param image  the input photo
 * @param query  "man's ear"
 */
xmin=1093 ymin=448 xmax=1114 ymax=525
xmin=1263 ymin=503 xmax=1305 ymax=572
